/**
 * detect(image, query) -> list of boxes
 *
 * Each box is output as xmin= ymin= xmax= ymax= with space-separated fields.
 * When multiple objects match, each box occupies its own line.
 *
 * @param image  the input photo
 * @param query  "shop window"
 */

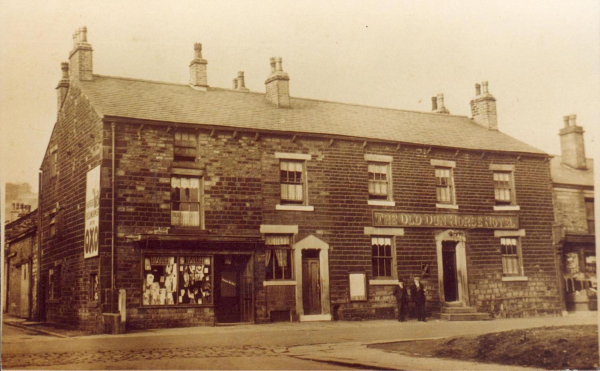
xmin=280 ymin=160 xmax=306 ymax=204
xmin=265 ymin=235 xmax=293 ymax=280
xmin=585 ymin=198 xmax=595 ymax=234
xmin=90 ymin=273 xmax=99 ymax=302
xmin=368 ymin=162 xmax=391 ymax=200
xmin=171 ymin=177 xmax=202 ymax=227
xmin=371 ymin=237 xmax=395 ymax=278
xmin=493 ymin=171 xmax=515 ymax=206
xmin=48 ymin=266 xmax=61 ymax=300
xmin=501 ymin=237 xmax=523 ymax=276
xmin=435 ymin=167 xmax=455 ymax=205
xmin=142 ymin=255 xmax=212 ymax=306
xmin=174 ymin=131 xmax=197 ymax=162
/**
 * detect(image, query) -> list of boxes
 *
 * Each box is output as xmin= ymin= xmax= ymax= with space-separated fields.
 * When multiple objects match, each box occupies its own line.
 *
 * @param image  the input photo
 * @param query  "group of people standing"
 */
xmin=393 ymin=276 xmax=427 ymax=322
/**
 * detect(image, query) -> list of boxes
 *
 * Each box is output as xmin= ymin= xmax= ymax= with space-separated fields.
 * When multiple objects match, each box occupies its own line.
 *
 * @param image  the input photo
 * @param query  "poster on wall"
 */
xmin=84 ymin=165 xmax=100 ymax=259
xmin=349 ymin=273 xmax=367 ymax=301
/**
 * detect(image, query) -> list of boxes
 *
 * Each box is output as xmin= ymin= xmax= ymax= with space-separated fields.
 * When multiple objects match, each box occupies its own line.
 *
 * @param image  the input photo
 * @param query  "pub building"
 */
xmin=38 ymin=28 xmax=561 ymax=333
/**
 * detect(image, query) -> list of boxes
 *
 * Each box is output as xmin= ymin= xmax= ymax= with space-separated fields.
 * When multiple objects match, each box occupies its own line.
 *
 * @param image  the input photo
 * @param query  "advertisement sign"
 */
xmin=373 ymin=211 xmax=519 ymax=230
xmin=84 ymin=166 xmax=100 ymax=258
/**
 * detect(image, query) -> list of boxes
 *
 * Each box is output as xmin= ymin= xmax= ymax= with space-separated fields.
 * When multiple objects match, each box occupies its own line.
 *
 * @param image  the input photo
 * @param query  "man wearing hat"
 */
xmin=411 ymin=276 xmax=427 ymax=322
xmin=393 ymin=278 xmax=409 ymax=322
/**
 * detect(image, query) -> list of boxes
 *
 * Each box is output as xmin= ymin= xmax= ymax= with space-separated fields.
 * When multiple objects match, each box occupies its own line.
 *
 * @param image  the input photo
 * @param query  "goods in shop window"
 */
xmin=146 ymin=273 xmax=154 ymax=286
xmin=145 ymin=258 xmax=151 ymax=271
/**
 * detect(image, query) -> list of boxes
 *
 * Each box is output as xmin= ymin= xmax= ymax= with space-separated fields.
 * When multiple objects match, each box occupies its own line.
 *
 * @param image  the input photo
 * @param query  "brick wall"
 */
xmin=40 ymin=82 xmax=104 ymax=332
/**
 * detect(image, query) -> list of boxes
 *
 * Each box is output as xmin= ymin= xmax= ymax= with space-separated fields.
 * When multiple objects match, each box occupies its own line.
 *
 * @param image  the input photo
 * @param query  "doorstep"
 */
xmin=299 ymin=314 xmax=332 ymax=322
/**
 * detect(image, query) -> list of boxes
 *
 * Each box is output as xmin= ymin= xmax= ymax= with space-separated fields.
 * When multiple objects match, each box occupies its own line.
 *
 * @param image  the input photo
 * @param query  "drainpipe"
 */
xmin=111 ymin=122 xmax=116 ymax=310
xmin=37 ymin=168 xmax=43 ymax=321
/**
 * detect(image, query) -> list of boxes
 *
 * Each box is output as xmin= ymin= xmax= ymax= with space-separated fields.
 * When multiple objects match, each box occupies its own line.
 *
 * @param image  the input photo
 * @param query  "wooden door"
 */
xmin=302 ymin=258 xmax=321 ymax=315
xmin=217 ymin=267 xmax=240 ymax=323
xmin=442 ymin=241 xmax=458 ymax=302
xmin=20 ymin=263 xmax=30 ymax=319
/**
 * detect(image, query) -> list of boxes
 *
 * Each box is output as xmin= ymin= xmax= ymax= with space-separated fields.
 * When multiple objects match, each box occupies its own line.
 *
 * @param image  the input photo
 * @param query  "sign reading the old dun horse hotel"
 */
xmin=84 ymin=165 xmax=100 ymax=259
xmin=373 ymin=211 xmax=519 ymax=229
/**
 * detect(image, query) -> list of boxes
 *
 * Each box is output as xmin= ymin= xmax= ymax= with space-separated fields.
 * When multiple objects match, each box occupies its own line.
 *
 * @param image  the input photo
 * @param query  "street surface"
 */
xmin=2 ymin=315 xmax=597 ymax=370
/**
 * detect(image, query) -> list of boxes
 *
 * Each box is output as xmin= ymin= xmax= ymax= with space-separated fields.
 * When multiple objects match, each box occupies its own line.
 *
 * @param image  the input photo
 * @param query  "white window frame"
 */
xmin=494 ymin=230 xmax=527 ymax=281
xmin=264 ymin=235 xmax=295 ymax=282
xmin=275 ymin=153 xmax=314 ymax=211
xmin=431 ymin=159 xmax=457 ymax=209
xmin=365 ymin=154 xmax=395 ymax=206
xmin=490 ymin=164 xmax=520 ymax=211
xmin=171 ymin=176 xmax=204 ymax=228
xmin=173 ymin=131 xmax=198 ymax=162
xmin=370 ymin=236 xmax=397 ymax=281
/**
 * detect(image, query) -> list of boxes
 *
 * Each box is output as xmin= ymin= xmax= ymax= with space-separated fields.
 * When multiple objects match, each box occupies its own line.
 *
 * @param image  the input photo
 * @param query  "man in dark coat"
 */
xmin=411 ymin=276 xmax=427 ymax=322
xmin=393 ymin=278 xmax=409 ymax=321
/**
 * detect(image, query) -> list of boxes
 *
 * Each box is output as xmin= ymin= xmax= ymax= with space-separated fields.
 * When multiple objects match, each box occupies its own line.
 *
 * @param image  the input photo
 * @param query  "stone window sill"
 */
xmin=369 ymin=279 xmax=398 ymax=285
xmin=502 ymin=276 xmax=528 ymax=282
xmin=87 ymin=300 xmax=100 ymax=308
xmin=276 ymin=204 xmax=314 ymax=212
xmin=263 ymin=280 xmax=297 ymax=286
xmin=494 ymin=205 xmax=520 ymax=211
xmin=436 ymin=203 xmax=459 ymax=209
xmin=46 ymin=299 xmax=61 ymax=304
xmin=368 ymin=200 xmax=396 ymax=207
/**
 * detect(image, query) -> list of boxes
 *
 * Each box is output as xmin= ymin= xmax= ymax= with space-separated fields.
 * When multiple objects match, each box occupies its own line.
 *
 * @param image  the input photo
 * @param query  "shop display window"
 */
xmin=142 ymin=255 xmax=212 ymax=306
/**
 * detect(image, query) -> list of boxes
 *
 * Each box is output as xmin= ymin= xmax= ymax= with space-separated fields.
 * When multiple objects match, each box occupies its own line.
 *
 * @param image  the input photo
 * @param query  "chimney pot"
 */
xmin=431 ymin=96 xmax=438 ymax=111
xmin=61 ymin=62 xmax=69 ymax=79
xmin=482 ymin=81 xmax=489 ymax=94
xmin=69 ymin=27 xmax=93 ymax=81
xmin=475 ymin=83 xmax=481 ymax=96
xmin=81 ymin=26 xmax=88 ymax=42
xmin=569 ymin=114 xmax=577 ymax=127
xmin=233 ymin=78 xmax=238 ymax=89
xmin=265 ymin=56 xmax=290 ymax=108
xmin=270 ymin=57 xmax=276 ymax=73
xmin=276 ymin=57 xmax=283 ymax=72
xmin=194 ymin=43 xmax=203 ymax=59
xmin=237 ymin=71 xmax=248 ymax=91
xmin=563 ymin=115 xmax=570 ymax=128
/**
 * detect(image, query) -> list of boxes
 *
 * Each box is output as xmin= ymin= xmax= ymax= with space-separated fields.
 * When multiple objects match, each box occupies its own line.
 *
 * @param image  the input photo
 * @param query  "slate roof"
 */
xmin=550 ymin=156 xmax=595 ymax=187
xmin=79 ymin=75 xmax=546 ymax=155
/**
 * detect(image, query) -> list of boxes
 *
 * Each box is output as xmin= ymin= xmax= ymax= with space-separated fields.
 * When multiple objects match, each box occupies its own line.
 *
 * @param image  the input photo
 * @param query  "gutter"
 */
xmin=37 ymin=169 xmax=43 ymax=321
xmin=111 ymin=122 xmax=116 ymax=303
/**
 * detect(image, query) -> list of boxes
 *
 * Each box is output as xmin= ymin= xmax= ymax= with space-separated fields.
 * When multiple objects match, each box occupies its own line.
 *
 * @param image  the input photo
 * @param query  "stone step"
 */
xmin=442 ymin=301 xmax=465 ymax=307
xmin=440 ymin=312 xmax=492 ymax=321
xmin=440 ymin=306 xmax=477 ymax=314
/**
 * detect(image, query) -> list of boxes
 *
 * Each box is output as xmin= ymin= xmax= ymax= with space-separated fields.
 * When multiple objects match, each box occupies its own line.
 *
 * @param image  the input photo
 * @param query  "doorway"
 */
xmin=215 ymin=255 xmax=253 ymax=323
xmin=442 ymin=241 xmax=458 ymax=302
xmin=302 ymin=250 xmax=321 ymax=315
xmin=20 ymin=262 xmax=31 ymax=319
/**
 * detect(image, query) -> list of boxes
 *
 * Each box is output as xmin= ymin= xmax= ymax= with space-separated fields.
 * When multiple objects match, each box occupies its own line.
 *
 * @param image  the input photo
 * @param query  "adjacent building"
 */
xmin=551 ymin=115 xmax=596 ymax=312
xmin=3 ymin=204 xmax=39 ymax=320
xmin=39 ymin=27 xmax=562 ymax=333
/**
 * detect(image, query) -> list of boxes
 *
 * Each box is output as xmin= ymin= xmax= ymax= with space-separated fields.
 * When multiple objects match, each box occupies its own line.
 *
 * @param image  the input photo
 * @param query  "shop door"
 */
xmin=302 ymin=255 xmax=321 ymax=315
xmin=240 ymin=257 xmax=253 ymax=323
xmin=442 ymin=241 xmax=458 ymax=302
xmin=20 ymin=263 xmax=30 ymax=319
xmin=217 ymin=265 xmax=240 ymax=323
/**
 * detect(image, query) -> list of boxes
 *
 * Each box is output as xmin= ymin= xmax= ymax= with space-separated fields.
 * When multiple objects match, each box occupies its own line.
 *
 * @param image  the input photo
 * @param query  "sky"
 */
xmin=0 ymin=0 xmax=599 ymax=190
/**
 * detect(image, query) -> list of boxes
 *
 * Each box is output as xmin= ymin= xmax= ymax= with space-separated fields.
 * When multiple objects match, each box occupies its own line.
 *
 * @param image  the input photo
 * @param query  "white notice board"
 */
xmin=349 ymin=273 xmax=367 ymax=301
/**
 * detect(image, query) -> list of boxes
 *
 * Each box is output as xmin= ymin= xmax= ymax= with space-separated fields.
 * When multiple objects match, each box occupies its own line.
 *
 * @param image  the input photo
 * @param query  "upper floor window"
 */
xmin=371 ymin=236 xmax=395 ymax=278
xmin=368 ymin=163 xmax=389 ymax=199
xmin=493 ymin=172 xmax=514 ymax=205
xmin=174 ymin=132 xmax=198 ymax=162
xmin=280 ymin=160 xmax=305 ymax=204
xmin=585 ymin=198 xmax=595 ymax=234
xmin=431 ymin=159 xmax=457 ymax=208
xmin=265 ymin=235 xmax=293 ymax=280
xmin=501 ymin=237 xmax=523 ymax=276
xmin=171 ymin=176 xmax=201 ymax=227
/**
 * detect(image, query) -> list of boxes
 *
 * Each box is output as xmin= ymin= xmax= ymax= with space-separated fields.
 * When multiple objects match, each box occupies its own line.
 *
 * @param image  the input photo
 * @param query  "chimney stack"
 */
xmin=470 ymin=81 xmax=498 ymax=130
xmin=559 ymin=114 xmax=587 ymax=169
xmin=265 ymin=57 xmax=290 ymax=108
xmin=189 ymin=43 xmax=208 ymax=88
xmin=431 ymin=97 xmax=438 ymax=111
xmin=69 ymin=27 xmax=93 ymax=82
xmin=56 ymin=62 xmax=70 ymax=111
xmin=236 ymin=71 xmax=249 ymax=92
xmin=435 ymin=94 xmax=450 ymax=114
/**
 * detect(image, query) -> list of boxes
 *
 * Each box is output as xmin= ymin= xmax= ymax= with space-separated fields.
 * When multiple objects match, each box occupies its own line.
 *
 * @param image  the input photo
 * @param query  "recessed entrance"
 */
xmin=215 ymin=254 xmax=253 ymax=323
xmin=302 ymin=250 xmax=321 ymax=315
xmin=442 ymin=241 xmax=458 ymax=302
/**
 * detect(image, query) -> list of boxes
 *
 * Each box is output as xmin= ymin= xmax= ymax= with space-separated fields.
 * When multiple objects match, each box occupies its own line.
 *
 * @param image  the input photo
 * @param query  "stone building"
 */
xmin=39 ymin=27 xmax=561 ymax=333
xmin=3 ymin=204 xmax=39 ymax=320
xmin=551 ymin=115 xmax=596 ymax=312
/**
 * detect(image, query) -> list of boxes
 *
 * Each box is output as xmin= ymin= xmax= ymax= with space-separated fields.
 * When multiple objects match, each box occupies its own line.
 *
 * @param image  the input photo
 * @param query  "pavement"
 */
xmin=2 ymin=312 xmax=598 ymax=370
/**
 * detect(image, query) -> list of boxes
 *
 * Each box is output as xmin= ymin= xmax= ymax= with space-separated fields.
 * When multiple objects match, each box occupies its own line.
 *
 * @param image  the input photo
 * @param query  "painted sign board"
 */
xmin=84 ymin=165 xmax=100 ymax=258
xmin=373 ymin=211 xmax=519 ymax=230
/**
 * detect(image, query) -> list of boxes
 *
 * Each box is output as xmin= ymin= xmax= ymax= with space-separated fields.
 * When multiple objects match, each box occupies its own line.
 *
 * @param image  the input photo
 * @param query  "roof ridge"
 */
xmin=93 ymin=74 xmax=470 ymax=118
